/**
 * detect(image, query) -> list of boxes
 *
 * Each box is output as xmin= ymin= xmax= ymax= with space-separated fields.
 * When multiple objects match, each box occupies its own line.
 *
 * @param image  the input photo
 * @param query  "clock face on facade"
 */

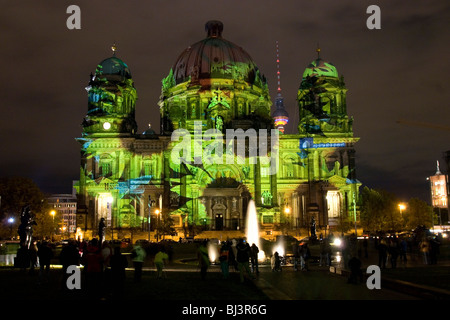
xmin=103 ymin=122 xmax=111 ymax=130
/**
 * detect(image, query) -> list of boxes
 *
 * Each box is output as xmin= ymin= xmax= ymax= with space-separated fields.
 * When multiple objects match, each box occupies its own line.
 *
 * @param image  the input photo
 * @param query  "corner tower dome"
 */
xmin=302 ymin=48 xmax=338 ymax=79
xmin=96 ymin=56 xmax=132 ymax=79
xmin=303 ymin=58 xmax=338 ymax=79
xmin=172 ymin=20 xmax=262 ymax=85
xmin=82 ymin=46 xmax=137 ymax=137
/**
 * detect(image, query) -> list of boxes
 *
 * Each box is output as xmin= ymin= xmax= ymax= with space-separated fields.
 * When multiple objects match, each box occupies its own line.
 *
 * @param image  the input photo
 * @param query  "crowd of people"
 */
xmin=23 ymin=238 xmax=152 ymax=299
xmin=197 ymin=239 xmax=260 ymax=283
xmin=373 ymin=235 xmax=442 ymax=269
xmin=15 ymin=230 xmax=446 ymax=299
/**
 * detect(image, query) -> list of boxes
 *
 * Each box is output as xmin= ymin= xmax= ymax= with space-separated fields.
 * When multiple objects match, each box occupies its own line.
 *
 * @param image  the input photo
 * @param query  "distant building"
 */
xmin=428 ymin=161 xmax=449 ymax=226
xmin=47 ymin=193 xmax=77 ymax=234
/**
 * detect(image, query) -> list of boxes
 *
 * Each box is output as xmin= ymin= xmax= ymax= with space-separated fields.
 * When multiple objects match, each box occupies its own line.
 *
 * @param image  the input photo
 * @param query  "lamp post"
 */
xmin=155 ymin=209 xmax=160 ymax=242
xmin=148 ymin=198 xmax=155 ymax=241
xmin=50 ymin=210 xmax=56 ymax=240
xmin=353 ymin=192 xmax=357 ymax=236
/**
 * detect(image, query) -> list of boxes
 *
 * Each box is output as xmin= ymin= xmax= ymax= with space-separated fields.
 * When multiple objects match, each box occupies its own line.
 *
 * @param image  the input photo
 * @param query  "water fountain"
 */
xmin=272 ymin=236 xmax=285 ymax=257
xmin=245 ymin=199 xmax=266 ymax=261
xmin=207 ymin=241 xmax=219 ymax=264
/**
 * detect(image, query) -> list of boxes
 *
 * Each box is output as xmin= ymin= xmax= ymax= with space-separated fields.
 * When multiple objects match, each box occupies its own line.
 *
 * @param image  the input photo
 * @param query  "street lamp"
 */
xmin=8 ymin=217 xmax=14 ymax=239
xmin=61 ymin=226 xmax=67 ymax=238
xmin=148 ymin=198 xmax=155 ymax=241
xmin=283 ymin=206 xmax=291 ymax=235
xmin=398 ymin=204 xmax=406 ymax=230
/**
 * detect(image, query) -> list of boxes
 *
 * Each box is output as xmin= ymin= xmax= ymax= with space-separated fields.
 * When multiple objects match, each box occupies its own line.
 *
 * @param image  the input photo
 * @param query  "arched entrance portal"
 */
xmin=201 ymin=177 xmax=251 ymax=231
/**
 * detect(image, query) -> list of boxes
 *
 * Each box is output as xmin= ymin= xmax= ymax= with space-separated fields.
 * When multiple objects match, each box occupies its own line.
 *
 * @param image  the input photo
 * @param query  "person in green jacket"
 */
xmin=132 ymin=244 xmax=146 ymax=283
xmin=197 ymin=241 xmax=210 ymax=280
xmin=154 ymin=247 xmax=169 ymax=279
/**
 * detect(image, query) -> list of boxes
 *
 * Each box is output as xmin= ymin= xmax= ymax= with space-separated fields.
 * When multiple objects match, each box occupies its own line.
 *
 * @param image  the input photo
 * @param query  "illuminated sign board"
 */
xmin=429 ymin=174 xmax=448 ymax=209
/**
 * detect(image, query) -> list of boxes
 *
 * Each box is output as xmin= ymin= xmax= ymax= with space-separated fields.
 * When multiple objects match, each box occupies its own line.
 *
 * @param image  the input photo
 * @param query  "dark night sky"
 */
xmin=1 ymin=1 xmax=449 ymax=203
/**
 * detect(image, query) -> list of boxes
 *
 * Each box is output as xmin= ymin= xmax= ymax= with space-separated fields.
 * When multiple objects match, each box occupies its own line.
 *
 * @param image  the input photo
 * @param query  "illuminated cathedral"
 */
xmin=75 ymin=21 xmax=360 ymax=239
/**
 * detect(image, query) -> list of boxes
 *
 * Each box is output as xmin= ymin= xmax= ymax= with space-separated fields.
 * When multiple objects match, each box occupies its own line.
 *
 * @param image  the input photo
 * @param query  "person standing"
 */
xmin=83 ymin=238 xmax=103 ymax=298
xmin=101 ymin=241 xmax=112 ymax=294
xmin=271 ymin=251 xmax=282 ymax=272
xmin=219 ymin=242 xmax=230 ymax=279
xmin=429 ymin=237 xmax=440 ymax=265
xmin=293 ymin=242 xmax=300 ymax=271
xmin=59 ymin=240 xmax=80 ymax=290
xmin=388 ymin=237 xmax=399 ymax=269
xmin=419 ymin=237 xmax=430 ymax=265
xmin=154 ymin=247 xmax=169 ymax=279
xmin=319 ymin=238 xmax=331 ymax=267
xmin=363 ymin=237 xmax=369 ymax=258
xmin=377 ymin=238 xmax=388 ymax=269
xmin=197 ymin=241 xmax=210 ymax=280
xmin=250 ymin=243 xmax=260 ymax=274
xmin=319 ymin=239 xmax=327 ymax=267
xmin=37 ymin=241 xmax=53 ymax=283
xmin=236 ymin=239 xmax=254 ymax=282
xmin=131 ymin=243 xmax=146 ymax=283
xmin=299 ymin=243 xmax=310 ymax=271
xmin=110 ymin=246 xmax=128 ymax=298
xmin=229 ymin=239 xmax=238 ymax=272
xmin=399 ymin=237 xmax=408 ymax=263
xmin=347 ymin=256 xmax=363 ymax=284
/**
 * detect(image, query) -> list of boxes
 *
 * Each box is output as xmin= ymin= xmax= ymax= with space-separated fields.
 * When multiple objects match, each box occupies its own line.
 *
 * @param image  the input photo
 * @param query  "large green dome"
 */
xmin=302 ymin=57 xmax=338 ymax=79
xmin=172 ymin=20 xmax=263 ymax=85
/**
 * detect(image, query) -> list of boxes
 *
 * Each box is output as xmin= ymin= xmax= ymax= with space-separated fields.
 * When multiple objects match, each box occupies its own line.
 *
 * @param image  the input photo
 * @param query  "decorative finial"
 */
xmin=111 ymin=43 xmax=117 ymax=56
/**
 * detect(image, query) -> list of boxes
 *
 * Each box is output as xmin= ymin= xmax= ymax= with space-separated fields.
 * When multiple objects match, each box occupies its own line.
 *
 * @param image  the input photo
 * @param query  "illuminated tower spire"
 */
xmin=272 ymin=40 xmax=289 ymax=133
xmin=436 ymin=160 xmax=442 ymax=175
xmin=276 ymin=41 xmax=282 ymax=94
